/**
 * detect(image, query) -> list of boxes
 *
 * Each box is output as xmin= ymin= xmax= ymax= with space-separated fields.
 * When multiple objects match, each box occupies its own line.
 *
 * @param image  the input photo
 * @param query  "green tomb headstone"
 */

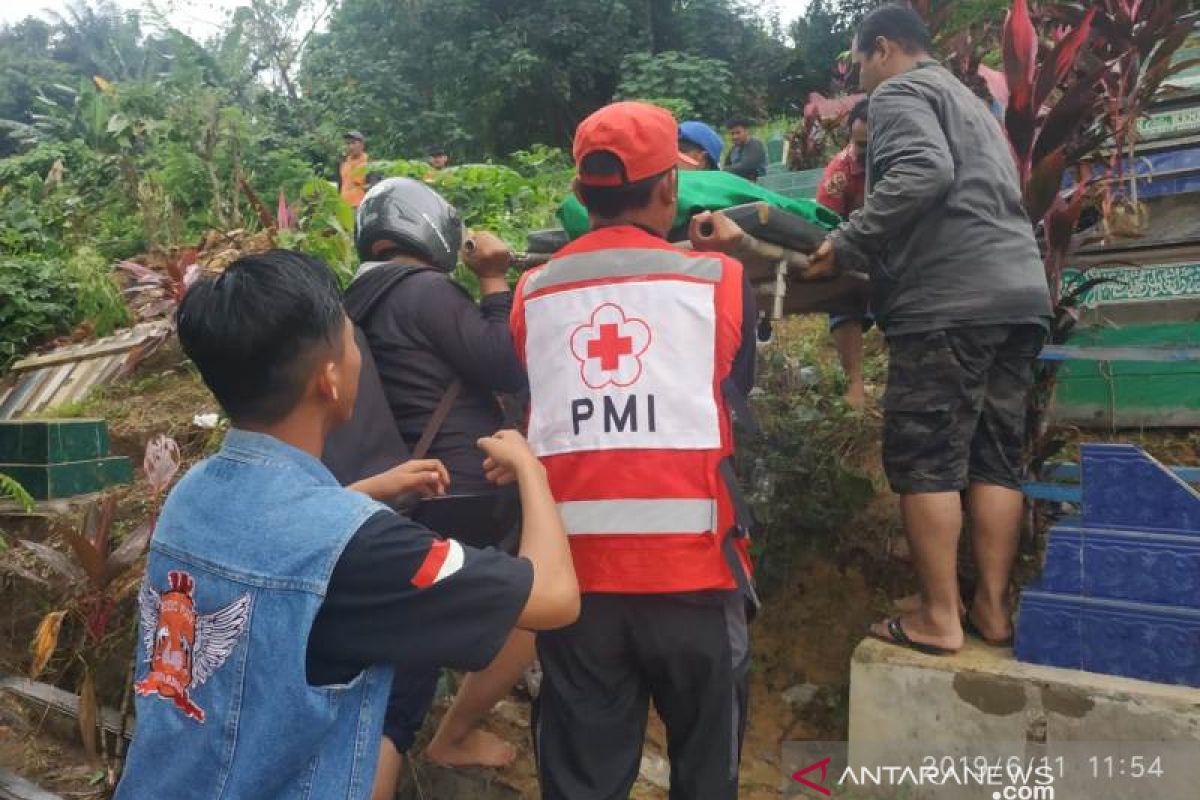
xmin=0 ymin=419 xmax=132 ymax=501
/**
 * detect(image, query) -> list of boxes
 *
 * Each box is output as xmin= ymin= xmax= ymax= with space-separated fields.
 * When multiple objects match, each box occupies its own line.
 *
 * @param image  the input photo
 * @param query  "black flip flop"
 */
xmin=869 ymin=617 xmax=957 ymax=656
xmin=963 ymin=614 xmax=1014 ymax=648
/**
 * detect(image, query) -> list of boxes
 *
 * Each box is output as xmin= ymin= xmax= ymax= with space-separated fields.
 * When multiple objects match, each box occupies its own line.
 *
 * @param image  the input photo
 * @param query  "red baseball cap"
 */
xmin=573 ymin=102 xmax=680 ymax=187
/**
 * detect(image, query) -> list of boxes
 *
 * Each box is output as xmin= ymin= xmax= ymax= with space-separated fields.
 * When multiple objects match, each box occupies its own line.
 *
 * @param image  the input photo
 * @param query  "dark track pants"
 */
xmin=533 ymin=591 xmax=750 ymax=800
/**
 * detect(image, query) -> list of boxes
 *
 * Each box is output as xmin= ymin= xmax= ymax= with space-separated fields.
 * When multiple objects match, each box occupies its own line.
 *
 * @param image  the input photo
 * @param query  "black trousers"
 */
xmin=533 ymin=591 xmax=750 ymax=800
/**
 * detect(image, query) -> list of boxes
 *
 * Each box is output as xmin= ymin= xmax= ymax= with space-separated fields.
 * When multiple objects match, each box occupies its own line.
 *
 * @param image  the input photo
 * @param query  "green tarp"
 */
xmin=557 ymin=169 xmax=841 ymax=239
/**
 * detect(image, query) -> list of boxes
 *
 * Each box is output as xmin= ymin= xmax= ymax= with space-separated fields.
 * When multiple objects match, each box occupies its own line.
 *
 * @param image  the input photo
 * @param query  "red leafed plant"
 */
xmin=996 ymin=0 xmax=1198 ymax=475
xmin=788 ymin=49 xmax=867 ymax=171
xmin=1065 ymin=0 xmax=1200 ymax=238
xmin=116 ymin=248 xmax=201 ymax=322
xmin=2 ymin=435 xmax=181 ymax=786
xmin=277 ymin=190 xmax=297 ymax=231
xmin=1002 ymin=0 xmax=1199 ymax=307
xmin=791 ymin=90 xmax=868 ymax=169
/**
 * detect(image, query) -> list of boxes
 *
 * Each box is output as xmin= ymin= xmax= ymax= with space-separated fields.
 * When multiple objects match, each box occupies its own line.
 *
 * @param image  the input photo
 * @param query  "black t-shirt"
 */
xmin=306 ymin=510 xmax=533 ymax=686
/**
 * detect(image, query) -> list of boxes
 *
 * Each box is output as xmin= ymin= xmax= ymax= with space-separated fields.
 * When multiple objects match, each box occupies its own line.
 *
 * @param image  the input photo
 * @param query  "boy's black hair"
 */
xmin=855 ymin=4 xmax=932 ymax=55
xmin=725 ymin=116 xmax=753 ymax=129
xmin=177 ymin=250 xmax=346 ymax=426
xmin=849 ymin=98 xmax=870 ymax=127
xmin=576 ymin=151 xmax=672 ymax=219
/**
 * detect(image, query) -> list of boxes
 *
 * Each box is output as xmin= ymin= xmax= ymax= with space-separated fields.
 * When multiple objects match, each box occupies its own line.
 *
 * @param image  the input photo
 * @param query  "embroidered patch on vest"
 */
xmin=135 ymin=571 xmax=251 ymax=723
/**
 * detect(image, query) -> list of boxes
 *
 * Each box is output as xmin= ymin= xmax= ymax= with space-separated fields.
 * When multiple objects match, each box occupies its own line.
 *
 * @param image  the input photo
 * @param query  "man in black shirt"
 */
xmin=349 ymin=178 xmax=525 ymax=492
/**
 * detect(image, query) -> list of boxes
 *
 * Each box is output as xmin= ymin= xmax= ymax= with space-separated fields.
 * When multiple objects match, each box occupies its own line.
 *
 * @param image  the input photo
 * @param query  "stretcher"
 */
xmin=512 ymin=202 xmax=870 ymax=321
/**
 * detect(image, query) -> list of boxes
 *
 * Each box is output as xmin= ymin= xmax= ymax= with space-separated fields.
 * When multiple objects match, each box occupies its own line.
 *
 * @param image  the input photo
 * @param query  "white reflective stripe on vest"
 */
xmin=522 ymin=248 xmax=723 ymax=298
xmin=558 ymin=498 xmax=717 ymax=535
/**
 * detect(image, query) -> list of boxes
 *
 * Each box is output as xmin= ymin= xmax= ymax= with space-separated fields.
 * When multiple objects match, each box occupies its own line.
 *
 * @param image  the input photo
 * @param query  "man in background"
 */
xmin=428 ymin=145 xmax=450 ymax=170
xmin=806 ymin=5 xmax=1050 ymax=655
xmin=339 ymin=130 xmax=369 ymax=208
xmin=816 ymin=98 xmax=871 ymax=408
xmin=723 ymin=116 xmax=766 ymax=181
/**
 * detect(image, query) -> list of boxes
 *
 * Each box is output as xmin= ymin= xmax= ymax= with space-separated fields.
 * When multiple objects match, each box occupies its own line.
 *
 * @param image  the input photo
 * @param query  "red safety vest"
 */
xmin=511 ymin=225 xmax=750 ymax=594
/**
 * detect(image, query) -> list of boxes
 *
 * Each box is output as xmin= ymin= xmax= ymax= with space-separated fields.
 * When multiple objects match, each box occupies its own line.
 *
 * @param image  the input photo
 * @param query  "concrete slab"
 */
xmin=848 ymin=637 xmax=1200 ymax=799
xmin=0 ymin=768 xmax=63 ymax=800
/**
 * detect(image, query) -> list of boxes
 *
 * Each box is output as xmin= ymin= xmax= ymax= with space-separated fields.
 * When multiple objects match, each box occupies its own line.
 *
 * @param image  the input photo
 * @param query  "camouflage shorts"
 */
xmin=882 ymin=325 xmax=1045 ymax=494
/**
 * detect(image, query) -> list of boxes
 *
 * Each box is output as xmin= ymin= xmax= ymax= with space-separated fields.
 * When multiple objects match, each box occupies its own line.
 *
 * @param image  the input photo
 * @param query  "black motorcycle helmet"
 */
xmin=354 ymin=177 xmax=463 ymax=272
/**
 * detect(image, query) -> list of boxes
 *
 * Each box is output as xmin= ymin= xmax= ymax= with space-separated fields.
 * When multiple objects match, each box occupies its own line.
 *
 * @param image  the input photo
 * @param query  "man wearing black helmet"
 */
xmin=344 ymin=177 xmax=535 ymax=796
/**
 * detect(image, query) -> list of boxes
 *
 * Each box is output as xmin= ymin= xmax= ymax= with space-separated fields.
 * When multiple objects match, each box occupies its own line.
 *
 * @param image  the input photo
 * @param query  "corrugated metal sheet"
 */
xmin=0 ymin=321 xmax=170 ymax=420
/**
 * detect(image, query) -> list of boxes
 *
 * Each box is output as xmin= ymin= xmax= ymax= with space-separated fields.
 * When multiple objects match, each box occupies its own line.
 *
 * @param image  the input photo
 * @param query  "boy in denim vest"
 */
xmin=116 ymin=250 xmax=577 ymax=799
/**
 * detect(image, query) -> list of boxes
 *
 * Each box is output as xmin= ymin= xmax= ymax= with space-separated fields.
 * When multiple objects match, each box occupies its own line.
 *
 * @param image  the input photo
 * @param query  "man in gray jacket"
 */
xmin=806 ymin=4 xmax=1051 ymax=654
xmin=723 ymin=117 xmax=767 ymax=181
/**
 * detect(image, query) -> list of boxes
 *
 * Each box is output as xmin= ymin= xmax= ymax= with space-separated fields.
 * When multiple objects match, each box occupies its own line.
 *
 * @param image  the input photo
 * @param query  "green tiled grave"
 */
xmin=1 ymin=458 xmax=133 ymax=500
xmin=0 ymin=419 xmax=131 ymax=500
xmin=0 ymin=419 xmax=111 ymax=465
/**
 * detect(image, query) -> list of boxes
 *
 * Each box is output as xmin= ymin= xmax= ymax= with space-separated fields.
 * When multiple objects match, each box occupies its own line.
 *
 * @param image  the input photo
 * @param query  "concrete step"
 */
xmin=847 ymin=637 xmax=1200 ymax=799
xmin=0 ymin=769 xmax=63 ymax=800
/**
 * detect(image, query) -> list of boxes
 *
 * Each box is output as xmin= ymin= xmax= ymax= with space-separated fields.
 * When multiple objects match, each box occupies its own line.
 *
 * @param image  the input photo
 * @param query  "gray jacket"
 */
xmin=724 ymin=138 xmax=767 ymax=181
xmin=831 ymin=62 xmax=1051 ymax=335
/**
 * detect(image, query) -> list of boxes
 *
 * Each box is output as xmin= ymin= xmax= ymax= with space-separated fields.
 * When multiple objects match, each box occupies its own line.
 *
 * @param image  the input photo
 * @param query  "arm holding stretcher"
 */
xmin=687 ymin=209 xmax=864 ymax=281
xmin=463 ymin=210 xmax=869 ymax=322
xmin=686 ymin=210 xmax=870 ymax=321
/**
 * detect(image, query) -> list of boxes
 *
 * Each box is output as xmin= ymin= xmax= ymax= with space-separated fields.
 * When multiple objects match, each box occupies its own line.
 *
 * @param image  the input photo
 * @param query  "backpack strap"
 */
xmin=344 ymin=261 xmax=431 ymax=324
xmin=411 ymin=380 xmax=462 ymax=460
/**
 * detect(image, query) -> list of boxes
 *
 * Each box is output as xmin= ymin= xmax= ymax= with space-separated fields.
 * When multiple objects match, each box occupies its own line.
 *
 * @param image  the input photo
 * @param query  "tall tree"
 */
xmin=302 ymin=0 xmax=791 ymax=157
xmin=48 ymin=0 xmax=153 ymax=82
xmin=0 ymin=19 xmax=73 ymax=153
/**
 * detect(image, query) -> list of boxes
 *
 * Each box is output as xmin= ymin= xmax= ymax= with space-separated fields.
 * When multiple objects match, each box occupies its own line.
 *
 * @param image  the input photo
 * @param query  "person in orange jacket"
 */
xmin=339 ymin=130 xmax=369 ymax=207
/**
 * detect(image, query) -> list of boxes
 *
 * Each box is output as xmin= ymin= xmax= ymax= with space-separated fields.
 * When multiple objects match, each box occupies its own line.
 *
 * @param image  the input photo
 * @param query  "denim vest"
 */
xmin=116 ymin=430 xmax=393 ymax=800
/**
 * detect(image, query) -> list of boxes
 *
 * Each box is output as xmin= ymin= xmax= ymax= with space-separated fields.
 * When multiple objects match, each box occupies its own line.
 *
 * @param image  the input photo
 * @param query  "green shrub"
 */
xmin=65 ymin=247 xmax=130 ymax=337
xmin=0 ymin=257 xmax=78 ymax=368
xmin=0 ymin=250 xmax=127 ymax=368
xmin=741 ymin=321 xmax=883 ymax=591
xmin=616 ymin=52 xmax=735 ymax=123
xmin=372 ymin=152 xmax=571 ymax=247
xmin=0 ymin=472 xmax=34 ymax=514
xmin=630 ymin=97 xmax=697 ymax=121
xmin=277 ymin=177 xmax=357 ymax=287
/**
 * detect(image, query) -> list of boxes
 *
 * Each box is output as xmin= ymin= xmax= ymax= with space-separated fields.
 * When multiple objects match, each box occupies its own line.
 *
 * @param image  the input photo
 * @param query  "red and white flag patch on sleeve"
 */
xmin=411 ymin=539 xmax=465 ymax=589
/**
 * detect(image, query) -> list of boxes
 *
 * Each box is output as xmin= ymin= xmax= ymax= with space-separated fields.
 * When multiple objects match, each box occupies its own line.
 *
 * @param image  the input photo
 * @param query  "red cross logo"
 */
xmin=570 ymin=303 xmax=652 ymax=389
xmin=587 ymin=324 xmax=633 ymax=371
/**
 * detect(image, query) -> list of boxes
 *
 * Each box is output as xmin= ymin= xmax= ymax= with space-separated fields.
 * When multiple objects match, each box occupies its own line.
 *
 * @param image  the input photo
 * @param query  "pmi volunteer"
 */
xmin=511 ymin=101 xmax=759 ymax=800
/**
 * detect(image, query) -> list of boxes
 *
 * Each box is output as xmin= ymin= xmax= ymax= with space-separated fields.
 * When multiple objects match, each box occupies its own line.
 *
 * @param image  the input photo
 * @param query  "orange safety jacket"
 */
xmin=340 ymin=153 xmax=369 ymax=207
xmin=511 ymin=225 xmax=752 ymax=594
